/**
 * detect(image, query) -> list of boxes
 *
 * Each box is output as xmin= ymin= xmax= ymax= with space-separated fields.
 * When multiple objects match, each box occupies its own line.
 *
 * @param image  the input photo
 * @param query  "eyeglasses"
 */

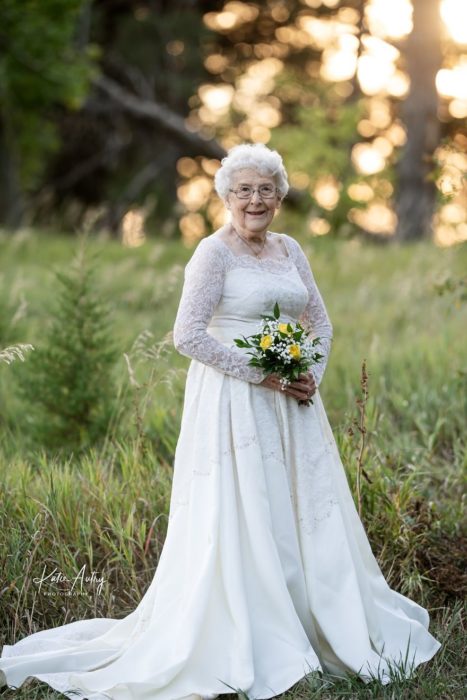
xmin=229 ymin=184 xmax=278 ymax=199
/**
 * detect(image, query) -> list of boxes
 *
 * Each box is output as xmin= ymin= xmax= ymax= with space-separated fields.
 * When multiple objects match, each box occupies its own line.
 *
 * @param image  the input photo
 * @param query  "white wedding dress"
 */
xmin=0 ymin=232 xmax=441 ymax=699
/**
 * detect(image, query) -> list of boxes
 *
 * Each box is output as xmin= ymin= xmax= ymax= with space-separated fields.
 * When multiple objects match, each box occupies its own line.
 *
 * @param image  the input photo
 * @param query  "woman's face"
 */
xmin=225 ymin=168 xmax=281 ymax=235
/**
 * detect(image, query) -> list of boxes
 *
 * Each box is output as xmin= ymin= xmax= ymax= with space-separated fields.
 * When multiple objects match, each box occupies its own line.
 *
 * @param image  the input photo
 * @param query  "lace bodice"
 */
xmin=173 ymin=233 xmax=333 ymax=387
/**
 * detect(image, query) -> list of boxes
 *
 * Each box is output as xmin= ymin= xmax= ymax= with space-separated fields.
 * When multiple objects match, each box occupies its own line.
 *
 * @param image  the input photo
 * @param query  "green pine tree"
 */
xmin=16 ymin=247 xmax=119 ymax=452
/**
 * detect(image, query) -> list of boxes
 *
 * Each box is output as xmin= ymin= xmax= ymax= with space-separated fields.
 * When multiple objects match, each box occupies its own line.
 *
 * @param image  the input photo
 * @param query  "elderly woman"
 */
xmin=0 ymin=144 xmax=440 ymax=700
xmin=173 ymin=143 xmax=330 ymax=401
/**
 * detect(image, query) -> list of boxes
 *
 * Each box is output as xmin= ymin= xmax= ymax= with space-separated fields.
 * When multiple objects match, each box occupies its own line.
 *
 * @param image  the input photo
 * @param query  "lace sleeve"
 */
xmin=284 ymin=235 xmax=333 ymax=388
xmin=173 ymin=238 xmax=266 ymax=384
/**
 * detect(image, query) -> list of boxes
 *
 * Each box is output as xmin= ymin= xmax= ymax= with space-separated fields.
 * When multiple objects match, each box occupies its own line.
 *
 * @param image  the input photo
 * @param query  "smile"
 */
xmin=246 ymin=211 xmax=266 ymax=216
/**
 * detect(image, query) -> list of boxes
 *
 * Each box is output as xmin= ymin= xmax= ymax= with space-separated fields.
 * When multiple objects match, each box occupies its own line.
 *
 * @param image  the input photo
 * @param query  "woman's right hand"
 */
xmin=260 ymin=373 xmax=315 ymax=402
xmin=259 ymin=373 xmax=283 ymax=393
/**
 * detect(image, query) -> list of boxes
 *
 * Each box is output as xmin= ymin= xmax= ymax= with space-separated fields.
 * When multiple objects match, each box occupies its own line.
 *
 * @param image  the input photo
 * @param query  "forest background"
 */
xmin=0 ymin=1 xmax=466 ymax=698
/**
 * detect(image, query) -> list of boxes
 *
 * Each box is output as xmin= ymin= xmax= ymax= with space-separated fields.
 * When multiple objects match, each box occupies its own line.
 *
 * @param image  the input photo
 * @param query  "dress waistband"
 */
xmin=207 ymin=320 xmax=258 ymax=346
xmin=207 ymin=315 xmax=296 ymax=345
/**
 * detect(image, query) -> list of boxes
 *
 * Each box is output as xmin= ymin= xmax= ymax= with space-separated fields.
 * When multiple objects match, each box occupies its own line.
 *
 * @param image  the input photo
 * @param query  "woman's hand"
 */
xmin=259 ymin=371 xmax=316 ymax=403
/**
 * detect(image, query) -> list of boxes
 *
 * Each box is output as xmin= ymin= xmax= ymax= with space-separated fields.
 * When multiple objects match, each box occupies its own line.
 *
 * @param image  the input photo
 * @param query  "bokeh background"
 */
xmin=0 ymin=2 xmax=466 ymax=698
xmin=0 ymin=0 xmax=466 ymax=245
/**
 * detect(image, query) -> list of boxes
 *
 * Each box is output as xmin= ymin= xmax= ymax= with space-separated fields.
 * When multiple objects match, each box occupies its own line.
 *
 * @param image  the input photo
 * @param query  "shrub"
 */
xmin=15 ymin=247 xmax=119 ymax=452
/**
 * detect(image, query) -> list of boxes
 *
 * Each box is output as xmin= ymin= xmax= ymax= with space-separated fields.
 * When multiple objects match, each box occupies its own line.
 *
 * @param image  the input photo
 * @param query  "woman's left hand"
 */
xmin=282 ymin=371 xmax=316 ymax=402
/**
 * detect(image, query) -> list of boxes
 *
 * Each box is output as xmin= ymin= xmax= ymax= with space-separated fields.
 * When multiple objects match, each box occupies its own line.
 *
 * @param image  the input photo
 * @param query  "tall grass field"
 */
xmin=0 ymin=229 xmax=465 ymax=699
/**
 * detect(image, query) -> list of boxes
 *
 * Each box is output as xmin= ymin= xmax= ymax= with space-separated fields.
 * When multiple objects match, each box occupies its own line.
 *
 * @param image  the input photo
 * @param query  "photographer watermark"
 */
xmin=33 ymin=565 xmax=106 ymax=597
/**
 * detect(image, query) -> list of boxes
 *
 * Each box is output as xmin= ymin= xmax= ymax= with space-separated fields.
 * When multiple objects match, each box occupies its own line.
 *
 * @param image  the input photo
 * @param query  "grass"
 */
xmin=0 ymin=228 xmax=466 ymax=699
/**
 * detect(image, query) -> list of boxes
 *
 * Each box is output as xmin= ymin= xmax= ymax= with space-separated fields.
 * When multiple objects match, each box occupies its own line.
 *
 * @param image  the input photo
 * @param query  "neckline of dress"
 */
xmin=210 ymin=233 xmax=293 ymax=266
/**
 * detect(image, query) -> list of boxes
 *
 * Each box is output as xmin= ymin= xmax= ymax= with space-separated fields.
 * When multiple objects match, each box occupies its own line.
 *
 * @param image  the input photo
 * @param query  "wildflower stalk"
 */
xmin=354 ymin=359 xmax=372 ymax=517
xmin=0 ymin=344 xmax=34 ymax=365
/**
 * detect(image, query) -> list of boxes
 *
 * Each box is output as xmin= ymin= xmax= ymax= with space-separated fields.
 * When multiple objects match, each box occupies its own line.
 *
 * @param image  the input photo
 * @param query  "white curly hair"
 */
xmin=214 ymin=143 xmax=289 ymax=201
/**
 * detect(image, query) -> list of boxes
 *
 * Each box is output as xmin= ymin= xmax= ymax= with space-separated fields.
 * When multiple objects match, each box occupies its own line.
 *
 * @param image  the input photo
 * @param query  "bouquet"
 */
xmin=233 ymin=302 xmax=323 ymax=406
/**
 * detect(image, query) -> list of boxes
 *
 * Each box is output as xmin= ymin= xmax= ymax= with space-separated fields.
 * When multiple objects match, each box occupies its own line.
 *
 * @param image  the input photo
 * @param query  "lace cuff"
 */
xmin=284 ymin=235 xmax=333 ymax=387
xmin=173 ymin=238 xmax=265 ymax=384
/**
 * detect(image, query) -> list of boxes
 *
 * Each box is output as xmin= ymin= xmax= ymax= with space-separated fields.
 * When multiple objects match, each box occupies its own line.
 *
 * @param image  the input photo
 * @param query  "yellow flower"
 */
xmin=260 ymin=334 xmax=273 ymax=350
xmin=288 ymin=344 xmax=301 ymax=359
xmin=278 ymin=323 xmax=291 ymax=334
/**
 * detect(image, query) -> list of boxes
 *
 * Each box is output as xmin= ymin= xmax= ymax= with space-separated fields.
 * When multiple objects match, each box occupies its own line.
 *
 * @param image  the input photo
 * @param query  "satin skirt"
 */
xmin=0 ymin=358 xmax=441 ymax=699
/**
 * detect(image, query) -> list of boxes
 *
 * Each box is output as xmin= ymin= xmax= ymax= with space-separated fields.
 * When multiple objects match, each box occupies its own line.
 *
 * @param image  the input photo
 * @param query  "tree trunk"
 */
xmin=395 ymin=0 xmax=442 ymax=242
xmin=93 ymin=75 xmax=226 ymax=160
xmin=0 ymin=116 xmax=26 ymax=229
